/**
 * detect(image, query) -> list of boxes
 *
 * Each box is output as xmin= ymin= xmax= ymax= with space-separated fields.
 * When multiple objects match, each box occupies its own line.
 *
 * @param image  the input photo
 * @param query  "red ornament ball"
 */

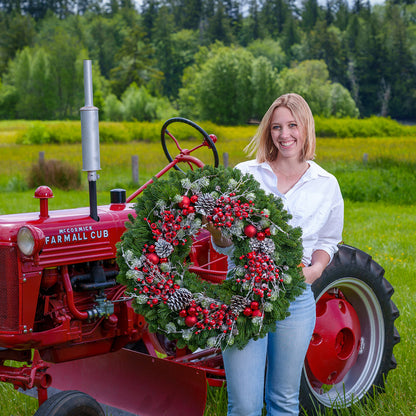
xmin=179 ymin=195 xmax=191 ymax=208
xmin=185 ymin=315 xmax=198 ymax=327
xmin=146 ymin=253 xmax=160 ymax=264
xmin=244 ymin=224 xmax=257 ymax=238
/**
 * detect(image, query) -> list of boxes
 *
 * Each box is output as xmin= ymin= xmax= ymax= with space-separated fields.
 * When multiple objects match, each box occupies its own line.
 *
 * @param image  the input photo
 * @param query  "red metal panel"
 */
xmin=48 ymin=348 xmax=207 ymax=416
xmin=0 ymin=245 xmax=19 ymax=332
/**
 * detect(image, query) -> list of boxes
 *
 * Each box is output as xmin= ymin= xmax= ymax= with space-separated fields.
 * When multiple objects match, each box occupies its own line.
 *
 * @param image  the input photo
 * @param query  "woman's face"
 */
xmin=270 ymin=106 xmax=305 ymax=161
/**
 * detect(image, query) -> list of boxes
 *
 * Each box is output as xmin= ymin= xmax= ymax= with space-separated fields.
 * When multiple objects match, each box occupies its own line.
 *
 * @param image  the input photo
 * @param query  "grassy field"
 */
xmin=0 ymin=121 xmax=414 ymax=415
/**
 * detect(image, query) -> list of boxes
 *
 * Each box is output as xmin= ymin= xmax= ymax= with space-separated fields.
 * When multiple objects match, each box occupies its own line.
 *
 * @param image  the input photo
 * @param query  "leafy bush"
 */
xmin=17 ymin=121 xmax=51 ymax=144
xmin=28 ymin=159 xmax=81 ymax=190
xmin=103 ymin=84 xmax=177 ymax=122
xmin=4 ymin=175 xmax=28 ymax=192
xmin=315 ymin=116 xmax=414 ymax=138
xmin=13 ymin=118 xmax=416 ymax=146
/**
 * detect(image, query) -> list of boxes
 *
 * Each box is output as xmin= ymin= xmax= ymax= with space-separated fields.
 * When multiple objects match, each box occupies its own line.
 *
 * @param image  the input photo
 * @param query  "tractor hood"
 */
xmin=0 ymin=198 xmax=135 ymax=269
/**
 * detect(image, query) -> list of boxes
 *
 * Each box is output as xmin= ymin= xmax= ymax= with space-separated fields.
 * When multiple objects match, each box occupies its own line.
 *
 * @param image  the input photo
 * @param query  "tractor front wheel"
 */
xmin=299 ymin=244 xmax=400 ymax=414
xmin=34 ymin=390 xmax=104 ymax=416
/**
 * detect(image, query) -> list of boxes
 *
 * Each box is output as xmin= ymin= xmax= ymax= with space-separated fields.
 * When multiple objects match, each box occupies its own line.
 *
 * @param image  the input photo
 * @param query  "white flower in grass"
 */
xmin=264 ymin=302 xmax=273 ymax=312
xmin=282 ymin=273 xmax=292 ymax=284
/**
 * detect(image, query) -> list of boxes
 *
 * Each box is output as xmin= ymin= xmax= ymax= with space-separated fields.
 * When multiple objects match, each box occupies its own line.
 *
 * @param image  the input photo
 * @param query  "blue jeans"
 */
xmin=222 ymin=285 xmax=316 ymax=416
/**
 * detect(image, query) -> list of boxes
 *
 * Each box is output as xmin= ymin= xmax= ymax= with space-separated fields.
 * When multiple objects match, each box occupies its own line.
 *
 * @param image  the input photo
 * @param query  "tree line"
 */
xmin=0 ymin=0 xmax=415 ymax=124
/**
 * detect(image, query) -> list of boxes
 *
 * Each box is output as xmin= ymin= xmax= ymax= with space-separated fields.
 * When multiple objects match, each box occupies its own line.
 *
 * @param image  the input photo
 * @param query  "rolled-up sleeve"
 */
xmin=313 ymin=196 xmax=344 ymax=262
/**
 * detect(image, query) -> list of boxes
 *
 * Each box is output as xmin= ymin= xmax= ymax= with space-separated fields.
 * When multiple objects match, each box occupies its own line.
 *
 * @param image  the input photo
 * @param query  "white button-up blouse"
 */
xmin=235 ymin=159 xmax=344 ymax=266
xmin=212 ymin=160 xmax=344 ymax=268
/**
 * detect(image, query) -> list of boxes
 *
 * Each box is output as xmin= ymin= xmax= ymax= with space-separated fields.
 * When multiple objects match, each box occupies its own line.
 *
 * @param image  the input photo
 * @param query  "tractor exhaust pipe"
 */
xmin=80 ymin=59 xmax=100 ymax=222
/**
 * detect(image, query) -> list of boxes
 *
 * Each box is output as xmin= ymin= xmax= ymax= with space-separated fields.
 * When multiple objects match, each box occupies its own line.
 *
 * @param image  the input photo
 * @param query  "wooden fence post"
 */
xmin=132 ymin=155 xmax=139 ymax=184
xmin=223 ymin=152 xmax=229 ymax=168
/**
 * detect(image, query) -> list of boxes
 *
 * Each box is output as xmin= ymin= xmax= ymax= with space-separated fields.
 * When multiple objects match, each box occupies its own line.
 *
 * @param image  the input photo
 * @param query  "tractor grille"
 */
xmin=0 ymin=246 xmax=19 ymax=332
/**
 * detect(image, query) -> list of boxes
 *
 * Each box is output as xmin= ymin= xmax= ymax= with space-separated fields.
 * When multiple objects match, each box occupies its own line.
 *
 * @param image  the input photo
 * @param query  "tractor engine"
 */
xmin=0 ymin=186 xmax=145 ymax=365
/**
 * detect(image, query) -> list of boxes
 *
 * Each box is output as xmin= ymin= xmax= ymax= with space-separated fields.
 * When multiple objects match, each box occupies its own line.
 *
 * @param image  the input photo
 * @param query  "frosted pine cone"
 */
xmin=230 ymin=295 xmax=249 ymax=315
xmin=167 ymin=288 xmax=193 ymax=311
xmin=194 ymin=193 xmax=216 ymax=215
xmin=249 ymin=238 xmax=275 ymax=256
xmin=155 ymin=238 xmax=174 ymax=258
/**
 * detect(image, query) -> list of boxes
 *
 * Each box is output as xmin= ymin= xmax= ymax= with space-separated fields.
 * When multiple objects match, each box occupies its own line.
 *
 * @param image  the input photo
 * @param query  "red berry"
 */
xmin=257 ymin=232 xmax=265 ymax=241
xmin=188 ymin=307 xmax=197 ymax=316
xmin=250 ymin=301 xmax=259 ymax=310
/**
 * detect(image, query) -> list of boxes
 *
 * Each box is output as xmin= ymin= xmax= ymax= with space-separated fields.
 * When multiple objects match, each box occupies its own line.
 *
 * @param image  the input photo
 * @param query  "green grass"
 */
xmin=0 ymin=123 xmax=414 ymax=415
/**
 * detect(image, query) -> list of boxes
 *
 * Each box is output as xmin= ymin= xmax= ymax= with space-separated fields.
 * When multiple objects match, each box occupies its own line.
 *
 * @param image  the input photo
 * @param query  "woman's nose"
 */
xmin=280 ymin=126 xmax=290 ymax=137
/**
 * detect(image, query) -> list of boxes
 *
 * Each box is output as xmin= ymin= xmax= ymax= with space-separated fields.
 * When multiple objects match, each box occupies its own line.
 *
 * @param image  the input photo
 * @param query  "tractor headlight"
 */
xmin=17 ymin=226 xmax=45 ymax=257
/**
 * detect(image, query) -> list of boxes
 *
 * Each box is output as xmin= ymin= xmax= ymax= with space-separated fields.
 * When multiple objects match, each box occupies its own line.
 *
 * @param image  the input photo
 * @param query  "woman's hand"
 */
xmin=202 ymin=217 xmax=232 ymax=248
xmin=302 ymin=250 xmax=330 ymax=284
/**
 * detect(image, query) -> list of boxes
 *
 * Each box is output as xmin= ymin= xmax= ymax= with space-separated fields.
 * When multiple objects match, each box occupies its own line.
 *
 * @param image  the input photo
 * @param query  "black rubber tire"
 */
xmin=299 ymin=244 xmax=400 ymax=414
xmin=34 ymin=390 xmax=105 ymax=416
xmin=161 ymin=117 xmax=219 ymax=172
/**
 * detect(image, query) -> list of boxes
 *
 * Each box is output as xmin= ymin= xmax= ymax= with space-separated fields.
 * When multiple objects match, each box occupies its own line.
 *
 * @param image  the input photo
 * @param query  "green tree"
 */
xmin=247 ymin=38 xmax=287 ymax=71
xmin=110 ymin=22 xmax=162 ymax=97
xmin=0 ymin=12 xmax=36 ymax=75
xmin=0 ymin=47 xmax=56 ymax=119
xmin=204 ymin=0 xmax=234 ymax=44
xmin=179 ymin=45 xmax=279 ymax=124
xmin=383 ymin=3 xmax=416 ymax=118
xmin=251 ymin=56 xmax=279 ymax=119
xmin=278 ymin=60 xmax=359 ymax=117
xmin=103 ymin=83 xmax=176 ymax=121
xmin=301 ymin=0 xmax=320 ymax=32
xmin=306 ymin=20 xmax=349 ymax=86
xmin=260 ymin=0 xmax=290 ymax=38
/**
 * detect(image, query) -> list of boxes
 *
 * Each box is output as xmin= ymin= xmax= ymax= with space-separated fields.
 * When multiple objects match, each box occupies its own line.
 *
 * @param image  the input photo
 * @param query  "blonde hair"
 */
xmin=245 ymin=93 xmax=316 ymax=162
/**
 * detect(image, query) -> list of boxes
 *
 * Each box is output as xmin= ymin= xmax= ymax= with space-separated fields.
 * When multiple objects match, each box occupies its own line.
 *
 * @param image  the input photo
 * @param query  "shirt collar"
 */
xmin=253 ymin=159 xmax=331 ymax=181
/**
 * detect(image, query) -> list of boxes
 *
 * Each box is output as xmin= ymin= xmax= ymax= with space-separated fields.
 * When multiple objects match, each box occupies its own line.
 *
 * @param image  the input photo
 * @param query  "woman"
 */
xmin=209 ymin=93 xmax=344 ymax=415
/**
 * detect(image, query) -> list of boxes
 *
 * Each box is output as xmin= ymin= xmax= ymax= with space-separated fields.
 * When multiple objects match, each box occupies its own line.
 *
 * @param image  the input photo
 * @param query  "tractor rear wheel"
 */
xmin=299 ymin=244 xmax=400 ymax=414
xmin=34 ymin=390 xmax=104 ymax=416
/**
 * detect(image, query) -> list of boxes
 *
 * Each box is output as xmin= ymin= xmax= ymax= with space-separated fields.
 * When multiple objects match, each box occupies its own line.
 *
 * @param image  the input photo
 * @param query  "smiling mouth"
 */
xmin=279 ymin=139 xmax=296 ymax=148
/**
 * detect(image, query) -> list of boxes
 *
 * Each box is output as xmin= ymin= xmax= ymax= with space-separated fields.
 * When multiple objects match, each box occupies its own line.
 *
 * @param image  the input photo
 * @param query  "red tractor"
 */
xmin=0 ymin=62 xmax=399 ymax=416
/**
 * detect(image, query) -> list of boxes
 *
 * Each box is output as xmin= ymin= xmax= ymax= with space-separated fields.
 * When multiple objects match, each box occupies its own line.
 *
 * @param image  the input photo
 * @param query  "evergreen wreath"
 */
xmin=117 ymin=165 xmax=305 ymax=351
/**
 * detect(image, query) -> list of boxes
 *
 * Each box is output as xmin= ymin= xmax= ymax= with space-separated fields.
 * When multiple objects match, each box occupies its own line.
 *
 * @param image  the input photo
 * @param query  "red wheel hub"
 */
xmin=306 ymin=291 xmax=361 ymax=385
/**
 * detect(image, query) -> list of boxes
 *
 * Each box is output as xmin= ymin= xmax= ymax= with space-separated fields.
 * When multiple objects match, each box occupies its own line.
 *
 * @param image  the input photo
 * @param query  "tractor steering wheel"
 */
xmin=161 ymin=117 xmax=219 ymax=172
